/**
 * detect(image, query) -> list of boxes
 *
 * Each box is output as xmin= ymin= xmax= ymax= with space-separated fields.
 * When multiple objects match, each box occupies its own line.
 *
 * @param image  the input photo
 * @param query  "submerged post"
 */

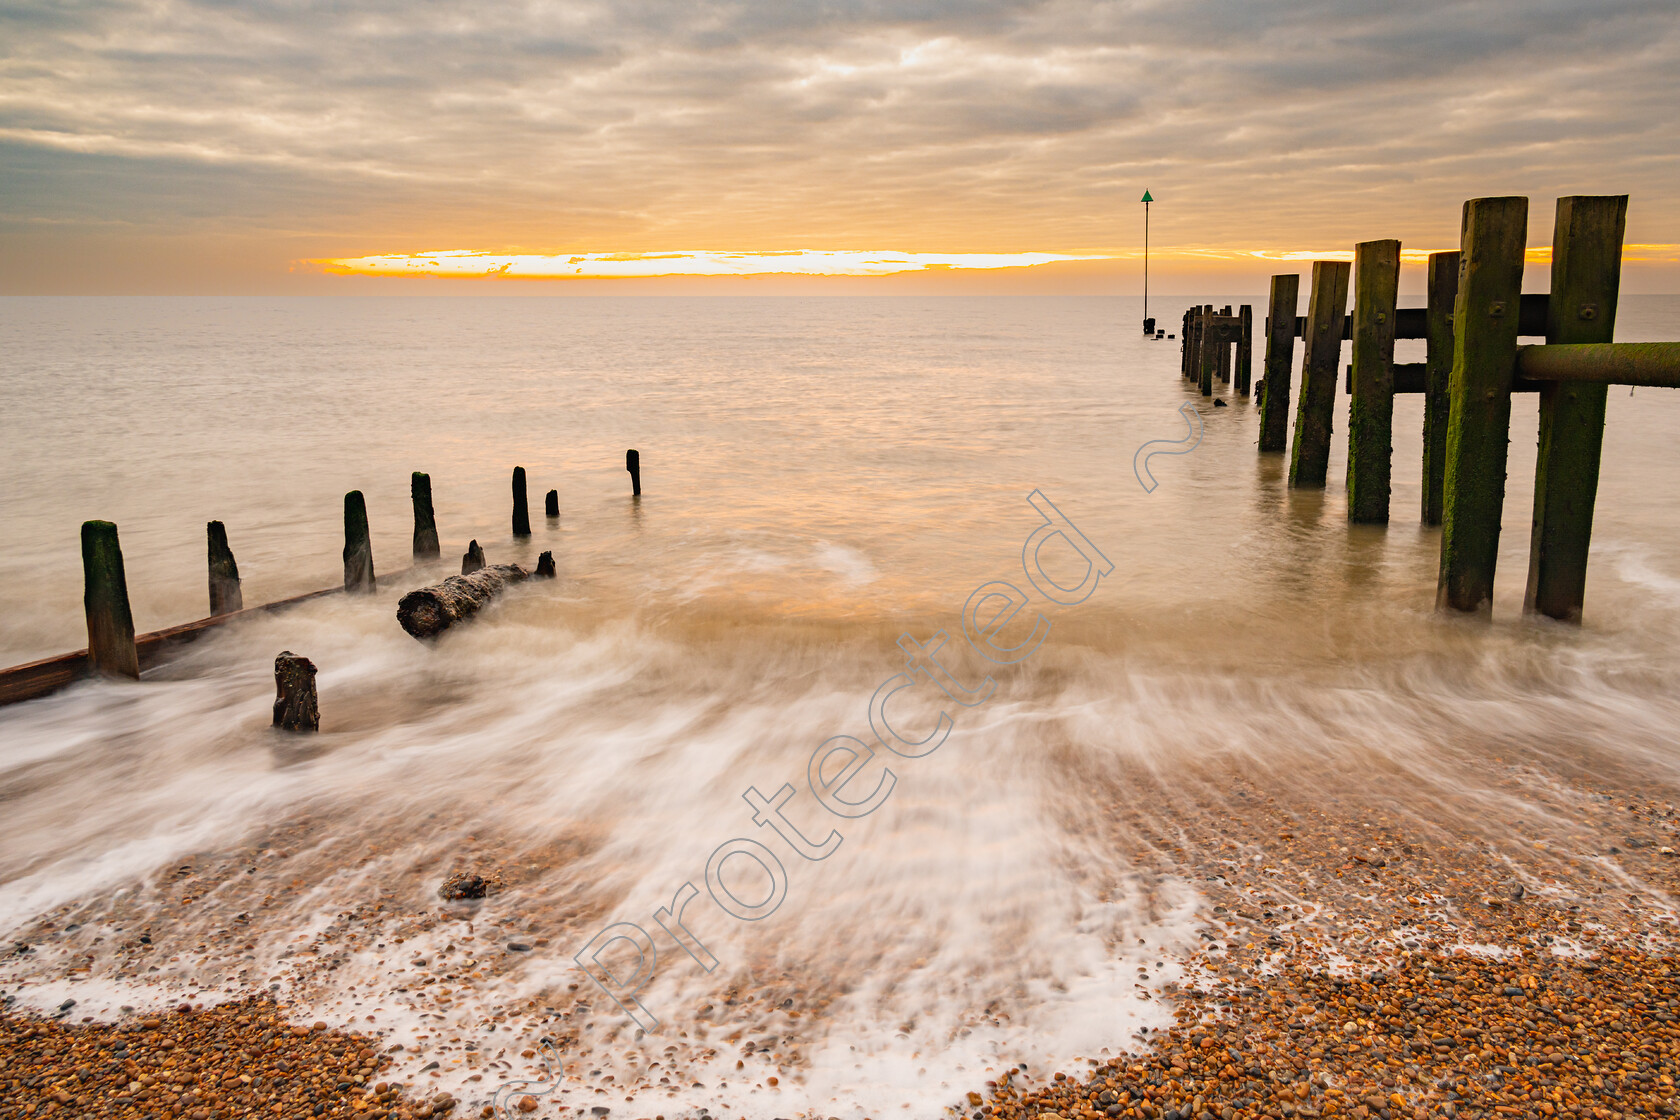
xmin=273 ymin=651 xmax=319 ymax=733
xmin=1524 ymin=195 xmax=1627 ymax=623
xmin=1259 ymin=275 xmax=1299 ymax=452
xmin=512 ymin=466 xmax=531 ymax=537
xmin=1347 ymin=239 xmax=1402 ymax=523
xmin=1289 ymin=261 xmax=1352 ymax=487
xmin=343 ymin=490 xmax=375 ymax=593
xmin=627 ymin=449 xmax=641 ymax=497
xmin=536 ymin=550 xmax=556 ymax=578
xmin=1421 ymin=252 xmax=1460 ymax=526
xmin=1236 ymin=304 xmax=1253 ymax=394
xmin=207 ymin=520 xmax=243 ymax=615
xmin=1437 ymin=196 xmax=1529 ymax=615
xmin=545 ymin=489 xmax=559 ymax=519
xmin=412 ymin=472 xmax=440 ymax=560
xmin=81 ymin=520 xmax=139 ymax=679
xmin=462 ymin=539 xmax=485 ymax=575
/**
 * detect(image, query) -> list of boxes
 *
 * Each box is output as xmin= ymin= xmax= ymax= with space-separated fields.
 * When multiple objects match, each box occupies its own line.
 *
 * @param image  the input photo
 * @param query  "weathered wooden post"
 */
xmin=1258 ymin=275 xmax=1300 ymax=452
xmin=1218 ymin=308 xmax=1233 ymax=383
xmin=545 ymin=489 xmax=559 ymax=519
xmin=1180 ymin=310 xmax=1193 ymax=377
xmin=462 ymin=539 xmax=485 ymax=575
xmin=1346 ymin=239 xmax=1402 ymax=523
xmin=512 ymin=466 xmax=531 ymax=537
xmin=1437 ymin=196 xmax=1529 ymax=615
xmin=1198 ymin=308 xmax=1218 ymax=396
xmin=343 ymin=491 xmax=375 ymax=593
xmin=412 ymin=472 xmax=440 ymax=560
xmin=536 ymin=550 xmax=556 ymax=578
xmin=273 ymin=651 xmax=319 ymax=732
xmin=1288 ymin=260 xmax=1352 ymax=488
xmin=207 ymin=520 xmax=243 ymax=615
xmin=81 ymin=520 xmax=139 ymax=679
xmin=1524 ymin=195 xmax=1627 ymax=623
xmin=1236 ymin=305 xmax=1253 ymax=394
xmin=1421 ymin=252 xmax=1460 ymax=526
xmin=627 ymin=449 xmax=642 ymax=497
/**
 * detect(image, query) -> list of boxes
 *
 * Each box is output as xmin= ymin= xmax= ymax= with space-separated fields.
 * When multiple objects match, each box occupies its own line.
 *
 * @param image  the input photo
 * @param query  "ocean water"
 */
xmin=2 ymin=294 xmax=1679 ymax=1117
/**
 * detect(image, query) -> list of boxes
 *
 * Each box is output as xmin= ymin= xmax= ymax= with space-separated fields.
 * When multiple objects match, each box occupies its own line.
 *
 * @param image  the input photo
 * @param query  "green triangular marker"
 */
xmin=1140 ymin=189 xmax=1153 ymax=203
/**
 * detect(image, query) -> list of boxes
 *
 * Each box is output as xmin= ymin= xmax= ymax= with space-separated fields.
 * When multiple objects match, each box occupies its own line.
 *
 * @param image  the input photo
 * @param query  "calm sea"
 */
xmin=2 ymin=295 xmax=1678 ymax=1116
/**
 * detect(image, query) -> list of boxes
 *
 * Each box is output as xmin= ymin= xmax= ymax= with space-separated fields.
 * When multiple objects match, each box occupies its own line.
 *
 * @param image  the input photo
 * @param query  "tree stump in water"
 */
xmin=462 ymin=539 xmax=485 ymax=574
xmin=273 ymin=651 xmax=319 ymax=732
xmin=397 ymin=564 xmax=530 ymax=639
xmin=536 ymin=550 xmax=555 ymax=578
xmin=207 ymin=520 xmax=243 ymax=615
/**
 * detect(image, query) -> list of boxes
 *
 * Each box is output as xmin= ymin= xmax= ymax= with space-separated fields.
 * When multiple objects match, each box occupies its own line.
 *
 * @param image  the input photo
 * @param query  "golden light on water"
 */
xmin=312 ymin=249 xmax=1111 ymax=279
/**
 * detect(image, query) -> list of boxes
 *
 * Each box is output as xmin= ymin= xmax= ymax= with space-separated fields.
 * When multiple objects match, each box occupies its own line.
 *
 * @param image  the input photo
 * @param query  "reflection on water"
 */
xmin=2 ymin=295 xmax=1680 ymax=1116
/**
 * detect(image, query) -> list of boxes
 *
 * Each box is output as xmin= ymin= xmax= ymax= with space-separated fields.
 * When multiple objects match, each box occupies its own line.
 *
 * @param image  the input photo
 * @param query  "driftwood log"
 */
xmin=397 ymin=564 xmax=530 ymax=639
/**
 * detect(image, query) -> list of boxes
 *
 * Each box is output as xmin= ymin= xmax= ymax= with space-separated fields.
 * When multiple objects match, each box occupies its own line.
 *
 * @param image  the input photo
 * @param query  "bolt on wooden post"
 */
xmin=81 ymin=520 xmax=139 ymax=678
xmin=1437 ymin=196 xmax=1529 ymax=615
xmin=207 ymin=520 xmax=243 ymax=615
xmin=1524 ymin=195 xmax=1628 ymax=623
xmin=343 ymin=490 xmax=376 ymax=593
xmin=1346 ymin=239 xmax=1401 ymax=524
xmin=1421 ymin=252 xmax=1460 ymax=526
xmin=412 ymin=472 xmax=440 ymax=560
xmin=1289 ymin=260 xmax=1352 ymax=488
xmin=1258 ymin=275 xmax=1300 ymax=452
xmin=512 ymin=466 xmax=531 ymax=537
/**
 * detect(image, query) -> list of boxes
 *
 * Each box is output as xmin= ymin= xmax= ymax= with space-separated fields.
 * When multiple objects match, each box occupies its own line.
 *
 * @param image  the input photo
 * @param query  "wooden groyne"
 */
xmin=1182 ymin=193 xmax=1680 ymax=623
xmin=0 ymin=456 xmax=636 ymax=708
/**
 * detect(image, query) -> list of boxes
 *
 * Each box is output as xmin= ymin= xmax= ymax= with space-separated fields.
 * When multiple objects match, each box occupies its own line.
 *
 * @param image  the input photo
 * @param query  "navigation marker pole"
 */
xmin=1141 ymin=189 xmax=1155 ymax=335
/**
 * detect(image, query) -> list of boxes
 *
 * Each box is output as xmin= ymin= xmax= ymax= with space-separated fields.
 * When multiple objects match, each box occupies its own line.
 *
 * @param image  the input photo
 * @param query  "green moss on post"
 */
xmin=1288 ymin=261 xmax=1352 ymax=488
xmin=207 ymin=520 xmax=243 ymax=616
xmin=343 ymin=490 xmax=375 ymax=594
xmin=1421 ymin=252 xmax=1460 ymax=526
xmin=1347 ymin=240 xmax=1401 ymax=524
xmin=412 ymin=472 xmax=440 ymax=560
xmin=81 ymin=520 xmax=139 ymax=678
xmin=1437 ymin=196 xmax=1529 ymax=615
xmin=1524 ymin=195 xmax=1627 ymax=623
xmin=512 ymin=466 xmax=531 ymax=537
xmin=1259 ymin=275 xmax=1299 ymax=452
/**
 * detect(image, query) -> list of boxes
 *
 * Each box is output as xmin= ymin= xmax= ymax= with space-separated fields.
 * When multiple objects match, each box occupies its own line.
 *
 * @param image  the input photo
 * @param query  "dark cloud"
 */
xmin=0 ymin=0 xmax=1676 ymax=277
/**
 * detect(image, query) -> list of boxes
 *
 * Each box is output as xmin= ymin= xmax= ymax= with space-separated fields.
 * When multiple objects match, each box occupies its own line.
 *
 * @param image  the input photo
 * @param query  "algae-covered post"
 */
xmin=1347 ymin=239 xmax=1401 ymax=524
xmin=1289 ymin=260 xmax=1352 ymax=488
xmin=207 ymin=520 xmax=242 ymax=615
xmin=1422 ymin=252 xmax=1460 ymax=526
xmin=1525 ymin=195 xmax=1628 ymax=623
xmin=1236 ymin=304 xmax=1253 ymax=395
xmin=627 ymin=449 xmax=641 ymax=496
xmin=81 ymin=520 xmax=139 ymax=679
xmin=343 ymin=490 xmax=375 ymax=593
xmin=1259 ymin=275 xmax=1300 ymax=453
xmin=273 ymin=651 xmax=319 ymax=732
xmin=412 ymin=472 xmax=440 ymax=560
xmin=545 ymin=489 xmax=559 ymax=519
xmin=1437 ymin=195 xmax=1528 ymax=615
xmin=512 ymin=466 xmax=531 ymax=537
xmin=462 ymin=539 xmax=485 ymax=575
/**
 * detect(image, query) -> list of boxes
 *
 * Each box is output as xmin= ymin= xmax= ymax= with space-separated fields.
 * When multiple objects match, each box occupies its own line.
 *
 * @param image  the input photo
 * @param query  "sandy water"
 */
xmin=2 ymin=295 xmax=1680 ymax=1117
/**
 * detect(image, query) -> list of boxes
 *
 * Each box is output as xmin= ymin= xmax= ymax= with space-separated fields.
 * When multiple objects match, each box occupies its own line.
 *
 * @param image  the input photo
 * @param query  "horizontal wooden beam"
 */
xmin=1515 ymin=341 xmax=1680 ymax=387
xmin=0 ymin=569 xmax=416 ymax=708
xmin=1283 ymin=292 xmax=1548 ymax=341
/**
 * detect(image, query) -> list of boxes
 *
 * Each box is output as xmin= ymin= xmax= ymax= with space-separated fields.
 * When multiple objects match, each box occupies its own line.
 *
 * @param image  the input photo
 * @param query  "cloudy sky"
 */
xmin=3 ymin=0 xmax=1678 ymax=293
